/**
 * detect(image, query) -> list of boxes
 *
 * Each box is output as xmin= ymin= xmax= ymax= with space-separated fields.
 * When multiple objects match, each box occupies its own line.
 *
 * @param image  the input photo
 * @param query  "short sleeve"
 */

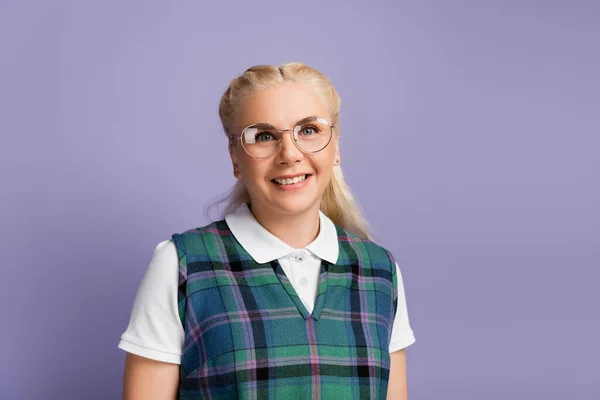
xmin=117 ymin=240 xmax=184 ymax=364
xmin=389 ymin=261 xmax=416 ymax=352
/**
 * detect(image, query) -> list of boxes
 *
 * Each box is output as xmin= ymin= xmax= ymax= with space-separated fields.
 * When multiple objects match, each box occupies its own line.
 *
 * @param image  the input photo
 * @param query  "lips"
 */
xmin=271 ymin=174 xmax=312 ymax=185
xmin=270 ymin=174 xmax=313 ymax=190
xmin=271 ymin=173 xmax=312 ymax=180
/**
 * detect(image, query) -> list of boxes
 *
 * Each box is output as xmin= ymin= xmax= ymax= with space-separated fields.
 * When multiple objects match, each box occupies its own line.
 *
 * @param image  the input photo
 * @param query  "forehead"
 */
xmin=235 ymin=82 xmax=330 ymax=129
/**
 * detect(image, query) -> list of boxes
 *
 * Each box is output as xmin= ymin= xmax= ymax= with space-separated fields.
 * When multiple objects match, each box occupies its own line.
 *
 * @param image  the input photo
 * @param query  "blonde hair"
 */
xmin=213 ymin=62 xmax=372 ymax=240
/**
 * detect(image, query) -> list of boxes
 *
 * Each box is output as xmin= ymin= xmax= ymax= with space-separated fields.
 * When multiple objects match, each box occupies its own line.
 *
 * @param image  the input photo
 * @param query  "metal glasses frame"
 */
xmin=229 ymin=116 xmax=336 ymax=159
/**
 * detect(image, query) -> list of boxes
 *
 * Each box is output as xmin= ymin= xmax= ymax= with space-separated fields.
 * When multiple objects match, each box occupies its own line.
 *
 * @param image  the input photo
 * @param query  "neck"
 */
xmin=248 ymin=202 xmax=321 ymax=249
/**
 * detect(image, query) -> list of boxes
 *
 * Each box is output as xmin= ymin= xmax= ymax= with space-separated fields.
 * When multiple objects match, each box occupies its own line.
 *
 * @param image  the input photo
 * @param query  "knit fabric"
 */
xmin=172 ymin=219 xmax=398 ymax=399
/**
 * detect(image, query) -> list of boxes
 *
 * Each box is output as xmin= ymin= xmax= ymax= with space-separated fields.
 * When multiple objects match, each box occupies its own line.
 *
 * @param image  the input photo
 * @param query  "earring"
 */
xmin=233 ymin=167 xmax=241 ymax=178
xmin=334 ymin=159 xmax=340 ymax=166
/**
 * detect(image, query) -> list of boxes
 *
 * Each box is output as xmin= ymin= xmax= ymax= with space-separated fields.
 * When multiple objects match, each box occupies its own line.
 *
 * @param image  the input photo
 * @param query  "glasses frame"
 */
xmin=229 ymin=116 xmax=336 ymax=159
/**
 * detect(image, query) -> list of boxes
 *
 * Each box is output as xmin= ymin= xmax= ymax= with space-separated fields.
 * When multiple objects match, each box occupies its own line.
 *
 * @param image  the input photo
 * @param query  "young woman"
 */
xmin=119 ymin=63 xmax=416 ymax=399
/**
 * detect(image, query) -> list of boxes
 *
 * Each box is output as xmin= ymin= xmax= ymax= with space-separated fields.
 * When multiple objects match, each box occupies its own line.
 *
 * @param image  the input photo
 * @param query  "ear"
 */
xmin=229 ymin=142 xmax=238 ymax=168
xmin=229 ymin=144 xmax=234 ymax=162
xmin=230 ymin=140 xmax=246 ymax=179
xmin=333 ymin=136 xmax=341 ymax=165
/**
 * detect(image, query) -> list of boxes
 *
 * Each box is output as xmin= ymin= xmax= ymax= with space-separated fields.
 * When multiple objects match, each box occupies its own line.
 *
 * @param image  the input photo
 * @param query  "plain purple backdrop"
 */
xmin=1 ymin=1 xmax=598 ymax=399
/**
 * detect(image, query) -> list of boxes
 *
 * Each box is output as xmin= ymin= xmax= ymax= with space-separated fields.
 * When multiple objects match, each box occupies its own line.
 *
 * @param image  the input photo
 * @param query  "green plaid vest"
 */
xmin=172 ymin=219 xmax=398 ymax=399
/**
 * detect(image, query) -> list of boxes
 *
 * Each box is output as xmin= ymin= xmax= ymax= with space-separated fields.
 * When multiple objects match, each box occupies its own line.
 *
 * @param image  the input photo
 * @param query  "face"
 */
xmin=229 ymin=82 xmax=340 ymax=218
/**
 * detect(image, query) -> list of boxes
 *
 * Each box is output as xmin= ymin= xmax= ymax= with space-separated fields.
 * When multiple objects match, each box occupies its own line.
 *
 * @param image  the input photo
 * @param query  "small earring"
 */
xmin=233 ymin=167 xmax=240 ymax=178
xmin=334 ymin=159 xmax=340 ymax=165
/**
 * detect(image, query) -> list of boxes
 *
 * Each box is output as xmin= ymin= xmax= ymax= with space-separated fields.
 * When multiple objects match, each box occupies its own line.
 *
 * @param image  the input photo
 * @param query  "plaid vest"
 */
xmin=172 ymin=219 xmax=398 ymax=399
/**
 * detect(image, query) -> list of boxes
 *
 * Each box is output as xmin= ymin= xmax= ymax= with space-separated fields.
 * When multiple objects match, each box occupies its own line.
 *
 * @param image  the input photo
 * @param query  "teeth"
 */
xmin=274 ymin=174 xmax=307 ymax=185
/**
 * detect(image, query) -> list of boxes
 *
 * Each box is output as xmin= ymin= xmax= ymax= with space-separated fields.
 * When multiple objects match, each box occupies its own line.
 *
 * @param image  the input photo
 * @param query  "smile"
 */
xmin=272 ymin=174 xmax=310 ymax=185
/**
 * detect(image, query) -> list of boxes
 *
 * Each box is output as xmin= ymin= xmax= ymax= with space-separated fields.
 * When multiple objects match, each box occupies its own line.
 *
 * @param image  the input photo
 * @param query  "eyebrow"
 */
xmin=244 ymin=115 xmax=322 ymax=130
xmin=294 ymin=116 xmax=321 ymax=126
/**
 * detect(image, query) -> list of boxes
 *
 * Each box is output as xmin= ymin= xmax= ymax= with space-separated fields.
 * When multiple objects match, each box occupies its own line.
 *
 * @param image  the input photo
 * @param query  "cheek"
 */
xmin=242 ymin=158 xmax=269 ymax=182
xmin=311 ymin=157 xmax=335 ymax=187
xmin=314 ymin=152 xmax=336 ymax=172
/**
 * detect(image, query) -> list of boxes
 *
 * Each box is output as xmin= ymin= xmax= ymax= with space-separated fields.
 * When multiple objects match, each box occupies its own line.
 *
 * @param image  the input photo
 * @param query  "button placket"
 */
xmin=291 ymin=250 xmax=309 ymax=289
xmin=294 ymin=250 xmax=306 ymax=263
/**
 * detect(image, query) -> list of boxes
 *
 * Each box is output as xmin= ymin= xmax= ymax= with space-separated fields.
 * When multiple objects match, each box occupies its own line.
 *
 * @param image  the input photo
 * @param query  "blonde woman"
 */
xmin=118 ymin=63 xmax=416 ymax=399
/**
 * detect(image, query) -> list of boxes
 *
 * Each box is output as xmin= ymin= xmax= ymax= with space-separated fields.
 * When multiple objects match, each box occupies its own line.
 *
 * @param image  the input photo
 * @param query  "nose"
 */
xmin=276 ymin=130 xmax=303 ymax=165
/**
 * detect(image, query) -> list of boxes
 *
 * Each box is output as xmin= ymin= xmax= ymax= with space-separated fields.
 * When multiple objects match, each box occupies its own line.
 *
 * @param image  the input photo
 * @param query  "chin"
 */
xmin=275 ymin=199 xmax=315 ymax=214
xmin=268 ymin=195 xmax=320 ymax=216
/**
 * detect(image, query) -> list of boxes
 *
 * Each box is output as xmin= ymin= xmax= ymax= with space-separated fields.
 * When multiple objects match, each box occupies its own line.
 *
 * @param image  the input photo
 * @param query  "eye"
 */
xmin=299 ymin=126 xmax=318 ymax=136
xmin=256 ymin=132 xmax=275 ymax=142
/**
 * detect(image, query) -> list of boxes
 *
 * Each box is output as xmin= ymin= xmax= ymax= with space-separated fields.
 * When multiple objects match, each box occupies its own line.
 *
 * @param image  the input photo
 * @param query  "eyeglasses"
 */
xmin=229 ymin=116 xmax=335 ymax=159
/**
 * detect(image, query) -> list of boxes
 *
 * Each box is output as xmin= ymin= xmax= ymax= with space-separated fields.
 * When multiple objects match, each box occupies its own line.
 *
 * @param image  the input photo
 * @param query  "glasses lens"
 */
xmin=241 ymin=124 xmax=281 ymax=158
xmin=293 ymin=117 xmax=332 ymax=152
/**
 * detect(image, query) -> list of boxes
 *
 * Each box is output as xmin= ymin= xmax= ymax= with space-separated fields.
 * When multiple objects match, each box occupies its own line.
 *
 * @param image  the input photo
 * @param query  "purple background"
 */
xmin=1 ymin=1 xmax=598 ymax=399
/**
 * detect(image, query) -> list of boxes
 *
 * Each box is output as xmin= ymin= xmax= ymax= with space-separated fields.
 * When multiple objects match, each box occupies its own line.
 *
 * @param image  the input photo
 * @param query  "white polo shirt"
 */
xmin=118 ymin=203 xmax=416 ymax=364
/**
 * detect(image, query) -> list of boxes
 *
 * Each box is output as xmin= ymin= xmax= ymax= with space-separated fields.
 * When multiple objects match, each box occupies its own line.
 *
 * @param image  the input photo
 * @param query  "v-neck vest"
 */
xmin=172 ymin=219 xmax=398 ymax=400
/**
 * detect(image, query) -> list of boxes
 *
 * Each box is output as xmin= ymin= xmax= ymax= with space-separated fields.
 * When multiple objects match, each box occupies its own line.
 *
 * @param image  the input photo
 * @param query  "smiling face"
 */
xmin=229 ymin=82 xmax=340 ymax=218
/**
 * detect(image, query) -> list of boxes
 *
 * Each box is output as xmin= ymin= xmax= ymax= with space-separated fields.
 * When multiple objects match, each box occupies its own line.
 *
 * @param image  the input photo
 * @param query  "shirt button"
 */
xmin=298 ymin=277 xmax=308 ymax=287
xmin=294 ymin=250 xmax=306 ymax=263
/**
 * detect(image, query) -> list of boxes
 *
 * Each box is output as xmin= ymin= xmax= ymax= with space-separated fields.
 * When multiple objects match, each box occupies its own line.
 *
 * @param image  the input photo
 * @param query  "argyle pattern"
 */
xmin=171 ymin=219 xmax=398 ymax=399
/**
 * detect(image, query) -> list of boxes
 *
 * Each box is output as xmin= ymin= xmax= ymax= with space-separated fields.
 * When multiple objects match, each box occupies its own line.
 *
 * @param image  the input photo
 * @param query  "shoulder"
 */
xmin=152 ymin=239 xmax=174 ymax=254
xmin=133 ymin=239 xmax=179 ymax=297
xmin=170 ymin=219 xmax=230 ymax=248
xmin=334 ymin=224 xmax=397 ymax=270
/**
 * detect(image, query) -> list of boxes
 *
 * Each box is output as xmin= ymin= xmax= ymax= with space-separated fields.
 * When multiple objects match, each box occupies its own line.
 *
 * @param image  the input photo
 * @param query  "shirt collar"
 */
xmin=224 ymin=202 xmax=339 ymax=265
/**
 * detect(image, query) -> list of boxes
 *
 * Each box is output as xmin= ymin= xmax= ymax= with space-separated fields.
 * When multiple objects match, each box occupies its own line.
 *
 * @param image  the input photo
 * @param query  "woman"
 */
xmin=119 ymin=63 xmax=416 ymax=399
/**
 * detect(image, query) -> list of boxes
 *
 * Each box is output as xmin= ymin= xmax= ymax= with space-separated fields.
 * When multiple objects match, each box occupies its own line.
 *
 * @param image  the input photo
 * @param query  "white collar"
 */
xmin=224 ymin=203 xmax=339 ymax=265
